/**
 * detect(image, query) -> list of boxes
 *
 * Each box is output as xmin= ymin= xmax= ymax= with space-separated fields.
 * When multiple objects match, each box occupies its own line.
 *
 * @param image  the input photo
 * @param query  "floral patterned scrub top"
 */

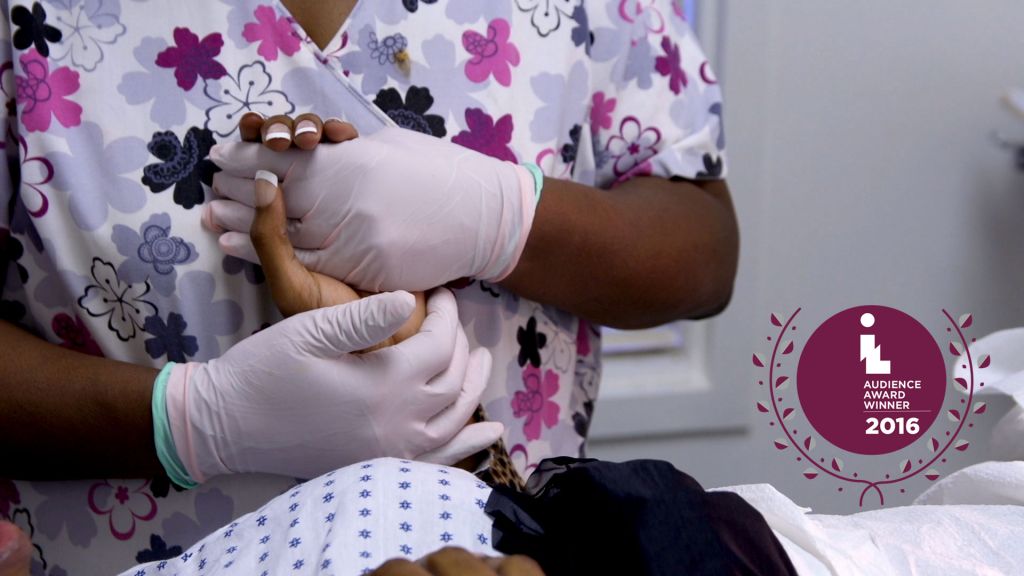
xmin=0 ymin=0 xmax=725 ymax=573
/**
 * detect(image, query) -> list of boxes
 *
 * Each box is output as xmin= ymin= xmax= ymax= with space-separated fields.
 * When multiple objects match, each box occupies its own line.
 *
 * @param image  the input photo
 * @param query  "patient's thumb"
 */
xmin=251 ymin=169 xmax=286 ymax=235
xmin=0 ymin=521 xmax=31 ymax=576
xmin=249 ymin=170 xmax=307 ymax=316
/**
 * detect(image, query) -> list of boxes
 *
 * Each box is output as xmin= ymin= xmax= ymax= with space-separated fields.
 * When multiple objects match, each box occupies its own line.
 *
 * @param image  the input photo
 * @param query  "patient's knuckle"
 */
xmin=370 ymin=558 xmax=417 ymax=575
xmin=424 ymin=546 xmax=474 ymax=568
xmin=275 ymin=297 xmax=304 ymax=318
xmin=251 ymin=232 xmax=285 ymax=261
xmin=249 ymin=219 xmax=272 ymax=248
xmin=498 ymin=555 xmax=544 ymax=574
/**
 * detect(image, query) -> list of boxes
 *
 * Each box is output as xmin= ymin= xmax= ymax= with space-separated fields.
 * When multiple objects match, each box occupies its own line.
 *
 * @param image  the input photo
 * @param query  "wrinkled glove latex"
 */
xmin=161 ymin=290 xmax=502 ymax=482
xmin=206 ymin=126 xmax=538 ymax=292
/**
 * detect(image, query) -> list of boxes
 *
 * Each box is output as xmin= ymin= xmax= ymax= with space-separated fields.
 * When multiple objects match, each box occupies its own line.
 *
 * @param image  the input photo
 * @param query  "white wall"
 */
xmin=589 ymin=1 xmax=1024 ymax=514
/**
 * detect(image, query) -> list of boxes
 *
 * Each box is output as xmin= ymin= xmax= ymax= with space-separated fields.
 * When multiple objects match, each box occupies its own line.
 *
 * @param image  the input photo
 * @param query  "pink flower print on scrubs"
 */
xmin=156 ymin=28 xmax=228 ymax=91
xmin=243 ymin=5 xmax=301 ymax=62
xmin=87 ymin=480 xmax=157 ymax=540
xmin=589 ymin=91 xmax=616 ymax=135
xmin=512 ymin=365 xmax=560 ymax=441
xmin=463 ymin=18 xmax=519 ymax=87
xmin=606 ymin=116 xmax=661 ymax=177
xmin=576 ymin=319 xmax=592 ymax=357
xmin=52 ymin=313 xmax=103 ymax=357
xmin=619 ymin=0 xmax=666 ymax=38
xmin=655 ymin=36 xmax=687 ymax=94
xmin=15 ymin=49 xmax=82 ymax=133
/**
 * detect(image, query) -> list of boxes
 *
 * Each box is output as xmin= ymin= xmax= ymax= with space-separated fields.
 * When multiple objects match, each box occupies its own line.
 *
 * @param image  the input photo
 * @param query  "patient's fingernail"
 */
xmin=325 ymin=117 xmax=345 ymax=125
xmin=255 ymin=169 xmax=278 ymax=188
xmin=294 ymin=119 xmax=318 ymax=136
xmin=254 ymin=170 xmax=278 ymax=207
xmin=264 ymin=123 xmax=291 ymax=142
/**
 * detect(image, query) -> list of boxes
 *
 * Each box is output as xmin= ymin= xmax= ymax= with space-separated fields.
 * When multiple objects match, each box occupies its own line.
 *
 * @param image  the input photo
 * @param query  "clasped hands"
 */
xmin=160 ymin=112 xmax=536 ymax=483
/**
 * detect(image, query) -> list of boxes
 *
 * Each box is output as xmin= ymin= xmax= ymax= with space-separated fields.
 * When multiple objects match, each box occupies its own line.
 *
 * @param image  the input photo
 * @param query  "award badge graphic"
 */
xmin=754 ymin=306 xmax=990 ymax=506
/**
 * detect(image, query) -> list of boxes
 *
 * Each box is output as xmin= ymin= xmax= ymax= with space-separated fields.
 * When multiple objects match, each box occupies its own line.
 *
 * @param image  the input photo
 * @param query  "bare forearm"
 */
xmin=0 ymin=320 xmax=162 ymax=479
xmin=501 ymin=176 xmax=739 ymax=329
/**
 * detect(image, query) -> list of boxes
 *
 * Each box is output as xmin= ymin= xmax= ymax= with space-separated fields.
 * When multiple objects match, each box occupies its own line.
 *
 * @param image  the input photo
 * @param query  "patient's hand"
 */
xmin=237 ymin=113 xmax=426 ymax=348
xmin=229 ymin=112 xmax=487 ymax=473
xmin=371 ymin=547 xmax=545 ymax=576
xmin=248 ymin=167 xmax=426 ymax=349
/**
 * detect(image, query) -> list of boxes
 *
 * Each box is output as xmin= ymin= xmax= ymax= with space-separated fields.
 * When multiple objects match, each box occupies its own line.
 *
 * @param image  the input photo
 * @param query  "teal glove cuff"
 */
xmin=152 ymin=362 xmax=198 ymax=489
xmin=521 ymin=162 xmax=544 ymax=204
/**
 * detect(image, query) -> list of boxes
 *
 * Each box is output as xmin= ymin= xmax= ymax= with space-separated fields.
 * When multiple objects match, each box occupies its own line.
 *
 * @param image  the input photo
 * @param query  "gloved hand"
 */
xmin=205 ymin=126 xmax=541 ymax=292
xmin=152 ymin=289 xmax=502 ymax=484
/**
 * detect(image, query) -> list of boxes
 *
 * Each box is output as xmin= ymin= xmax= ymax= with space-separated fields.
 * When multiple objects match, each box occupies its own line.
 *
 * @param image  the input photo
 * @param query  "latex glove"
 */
xmin=156 ymin=290 xmax=502 ymax=483
xmin=206 ymin=126 xmax=540 ymax=292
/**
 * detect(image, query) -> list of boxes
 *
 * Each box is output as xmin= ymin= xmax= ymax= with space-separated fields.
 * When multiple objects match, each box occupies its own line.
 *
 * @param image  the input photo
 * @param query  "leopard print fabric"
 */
xmin=471 ymin=405 xmax=526 ymax=491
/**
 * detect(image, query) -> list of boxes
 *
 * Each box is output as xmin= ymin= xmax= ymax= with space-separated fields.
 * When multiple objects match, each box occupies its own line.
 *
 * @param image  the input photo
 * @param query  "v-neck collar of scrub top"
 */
xmin=271 ymin=0 xmax=396 ymax=135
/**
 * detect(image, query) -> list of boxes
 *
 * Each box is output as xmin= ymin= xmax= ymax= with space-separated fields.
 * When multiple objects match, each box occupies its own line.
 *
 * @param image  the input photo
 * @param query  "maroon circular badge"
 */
xmin=797 ymin=305 xmax=946 ymax=455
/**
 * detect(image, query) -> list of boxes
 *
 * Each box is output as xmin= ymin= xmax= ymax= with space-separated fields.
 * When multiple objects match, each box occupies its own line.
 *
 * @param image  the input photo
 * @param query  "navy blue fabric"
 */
xmin=485 ymin=458 xmax=797 ymax=576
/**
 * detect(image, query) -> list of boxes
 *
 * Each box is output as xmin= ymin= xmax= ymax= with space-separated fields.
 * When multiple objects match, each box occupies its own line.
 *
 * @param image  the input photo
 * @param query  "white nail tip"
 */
xmin=265 ymin=131 xmax=292 ymax=141
xmin=255 ymin=170 xmax=278 ymax=188
xmin=294 ymin=124 xmax=318 ymax=135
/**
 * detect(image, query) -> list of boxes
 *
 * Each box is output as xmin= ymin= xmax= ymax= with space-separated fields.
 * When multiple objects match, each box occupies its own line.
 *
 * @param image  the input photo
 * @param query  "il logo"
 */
xmin=859 ymin=312 xmax=891 ymax=374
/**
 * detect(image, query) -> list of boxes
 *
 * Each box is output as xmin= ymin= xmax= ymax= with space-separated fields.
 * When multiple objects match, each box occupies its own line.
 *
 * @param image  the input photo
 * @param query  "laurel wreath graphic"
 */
xmin=753 ymin=309 xmax=989 ymax=506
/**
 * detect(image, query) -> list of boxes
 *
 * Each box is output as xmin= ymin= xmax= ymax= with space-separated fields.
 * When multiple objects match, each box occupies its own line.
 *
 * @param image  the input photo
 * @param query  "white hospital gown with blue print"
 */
xmin=0 ymin=0 xmax=725 ymax=573
xmin=117 ymin=459 xmax=498 ymax=576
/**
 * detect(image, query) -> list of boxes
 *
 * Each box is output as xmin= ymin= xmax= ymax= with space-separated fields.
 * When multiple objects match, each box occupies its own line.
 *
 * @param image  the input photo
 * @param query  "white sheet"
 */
xmin=718 ymin=461 xmax=1024 ymax=575
xmin=710 ymin=327 xmax=1024 ymax=575
xmin=952 ymin=327 xmax=1024 ymax=461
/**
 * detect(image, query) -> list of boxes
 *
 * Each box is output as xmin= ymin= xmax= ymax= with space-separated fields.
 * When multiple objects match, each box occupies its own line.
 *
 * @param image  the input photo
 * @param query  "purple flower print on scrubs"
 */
xmin=155 ymin=28 xmax=228 ymax=91
xmin=15 ymin=48 xmax=81 ymax=132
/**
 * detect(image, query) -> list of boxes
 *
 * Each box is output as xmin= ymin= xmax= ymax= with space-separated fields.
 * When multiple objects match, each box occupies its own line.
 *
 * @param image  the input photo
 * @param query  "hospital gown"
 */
xmin=0 ymin=0 xmax=725 ymax=573
xmin=116 ymin=458 xmax=499 ymax=576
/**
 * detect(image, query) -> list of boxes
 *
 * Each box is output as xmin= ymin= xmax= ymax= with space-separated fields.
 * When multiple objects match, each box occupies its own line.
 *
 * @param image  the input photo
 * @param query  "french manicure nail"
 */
xmin=324 ymin=117 xmax=345 ymax=124
xmin=255 ymin=170 xmax=278 ymax=188
xmin=294 ymin=120 xmax=318 ymax=135
xmin=264 ymin=123 xmax=291 ymax=141
xmin=254 ymin=170 xmax=278 ymax=207
xmin=255 ymin=183 xmax=276 ymax=208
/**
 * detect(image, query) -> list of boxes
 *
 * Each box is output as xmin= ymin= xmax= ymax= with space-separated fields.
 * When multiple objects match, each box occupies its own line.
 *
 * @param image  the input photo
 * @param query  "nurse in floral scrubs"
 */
xmin=0 ymin=0 xmax=736 ymax=573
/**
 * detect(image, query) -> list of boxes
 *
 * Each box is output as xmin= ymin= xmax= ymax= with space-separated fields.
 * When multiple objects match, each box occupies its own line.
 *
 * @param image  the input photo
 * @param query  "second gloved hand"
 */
xmin=206 ymin=127 xmax=539 ymax=292
xmin=157 ymin=289 xmax=502 ymax=483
